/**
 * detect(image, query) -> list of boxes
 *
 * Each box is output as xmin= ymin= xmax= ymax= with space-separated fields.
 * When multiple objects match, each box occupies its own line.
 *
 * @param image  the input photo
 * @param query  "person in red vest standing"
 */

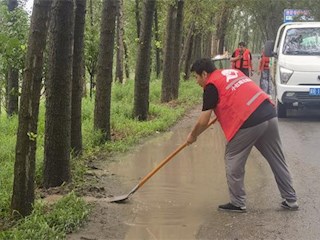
xmin=230 ymin=41 xmax=253 ymax=77
xmin=258 ymin=49 xmax=272 ymax=95
xmin=186 ymin=58 xmax=298 ymax=213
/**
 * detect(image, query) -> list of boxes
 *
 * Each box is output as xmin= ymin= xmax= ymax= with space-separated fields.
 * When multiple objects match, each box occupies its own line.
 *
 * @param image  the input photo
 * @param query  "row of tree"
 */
xmin=1 ymin=0 xmax=319 ymax=218
xmin=10 ymin=0 xmax=187 ymax=219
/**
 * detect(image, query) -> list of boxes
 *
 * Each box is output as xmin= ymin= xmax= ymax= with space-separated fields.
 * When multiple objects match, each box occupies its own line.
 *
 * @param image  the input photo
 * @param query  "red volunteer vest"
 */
xmin=259 ymin=55 xmax=270 ymax=70
xmin=232 ymin=48 xmax=252 ymax=69
xmin=206 ymin=69 xmax=269 ymax=141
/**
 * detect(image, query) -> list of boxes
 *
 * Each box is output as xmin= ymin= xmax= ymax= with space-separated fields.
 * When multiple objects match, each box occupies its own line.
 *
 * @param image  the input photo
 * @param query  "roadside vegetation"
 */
xmin=0 ymin=77 xmax=202 ymax=239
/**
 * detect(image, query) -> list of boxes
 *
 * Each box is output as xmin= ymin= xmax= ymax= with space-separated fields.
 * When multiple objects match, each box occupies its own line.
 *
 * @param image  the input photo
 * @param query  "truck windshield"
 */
xmin=282 ymin=28 xmax=320 ymax=55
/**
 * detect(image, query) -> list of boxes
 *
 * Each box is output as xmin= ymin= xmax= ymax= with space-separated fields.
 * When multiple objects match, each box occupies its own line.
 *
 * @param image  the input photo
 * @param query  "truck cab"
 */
xmin=265 ymin=22 xmax=320 ymax=118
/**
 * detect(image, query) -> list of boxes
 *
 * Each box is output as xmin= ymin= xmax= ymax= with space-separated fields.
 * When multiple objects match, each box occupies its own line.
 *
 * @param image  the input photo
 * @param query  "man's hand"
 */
xmin=186 ymin=133 xmax=197 ymax=145
xmin=187 ymin=110 xmax=212 ymax=145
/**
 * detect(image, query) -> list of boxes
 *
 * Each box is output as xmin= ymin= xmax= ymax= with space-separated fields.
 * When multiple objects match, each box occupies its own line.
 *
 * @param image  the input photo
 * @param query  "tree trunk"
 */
xmin=44 ymin=0 xmax=75 ymax=188
xmin=94 ymin=0 xmax=117 ymax=141
xmin=172 ymin=0 xmax=184 ymax=99
xmin=135 ymin=0 xmax=141 ymax=38
xmin=71 ymin=0 xmax=86 ymax=156
xmin=179 ymin=22 xmax=194 ymax=71
xmin=89 ymin=72 xmax=94 ymax=98
xmin=154 ymin=5 xmax=161 ymax=78
xmin=215 ymin=4 xmax=231 ymax=55
xmin=133 ymin=0 xmax=156 ymax=120
xmin=6 ymin=67 xmax=19 ymax=116
xmin=193 ymin=33 xmax=202 ymax=61
xmin=183 ymin=30 xmax=194 ymax=80
xmin=161 ymin=3 xmax=176 ymax=103
xmin=203 ymin=32 xmax=212 ymax=57
xmin=88 ymin=0 xmax=95 ymax=98
xmin=11 ymin=0 xmax=51 ymax=217
xmin=212 ymin=30 xmax=218 ymax=57
xmin=124 ymin=37 xmax=130 ymax=79
xmin=218 ymin=35 xmax=225 ymax=54
xmin=115 ymin=0 xmax=124 ymax=83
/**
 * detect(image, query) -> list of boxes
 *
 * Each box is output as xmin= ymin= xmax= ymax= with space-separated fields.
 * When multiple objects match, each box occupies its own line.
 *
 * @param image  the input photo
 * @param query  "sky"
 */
xmin=25 ymin=0 xmax=33 ymax=13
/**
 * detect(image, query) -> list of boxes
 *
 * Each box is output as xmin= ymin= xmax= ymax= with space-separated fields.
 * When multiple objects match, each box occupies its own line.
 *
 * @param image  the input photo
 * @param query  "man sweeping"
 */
xmin=186 ymin=58 xmax=298 ymax=213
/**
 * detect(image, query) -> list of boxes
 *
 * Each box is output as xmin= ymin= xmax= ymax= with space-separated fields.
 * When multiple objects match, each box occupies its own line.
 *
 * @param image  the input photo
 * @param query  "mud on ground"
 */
xmin=65 ymin=106 xmax=203 ymax=240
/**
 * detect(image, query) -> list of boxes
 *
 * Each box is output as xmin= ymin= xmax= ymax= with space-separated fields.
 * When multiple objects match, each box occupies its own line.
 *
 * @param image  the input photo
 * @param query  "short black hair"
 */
xmin=190 ymin=58 xmax=216 ymax=75
xmin=239 ymin=41 xmax=246 ymax=47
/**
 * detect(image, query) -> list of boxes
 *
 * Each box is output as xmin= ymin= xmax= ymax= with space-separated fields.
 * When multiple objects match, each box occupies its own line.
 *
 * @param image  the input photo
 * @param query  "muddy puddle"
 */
xmin=108 ymin=119 xmax=270 ymax=240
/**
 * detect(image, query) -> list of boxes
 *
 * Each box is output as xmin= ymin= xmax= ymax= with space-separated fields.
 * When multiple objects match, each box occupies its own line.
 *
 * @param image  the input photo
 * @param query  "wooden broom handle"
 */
xmin=137 ymin=117 xmax=218 ymax=189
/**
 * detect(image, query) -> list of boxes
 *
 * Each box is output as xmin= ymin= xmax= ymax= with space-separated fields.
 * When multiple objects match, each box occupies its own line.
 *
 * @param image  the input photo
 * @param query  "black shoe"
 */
xmin=218 ymin=203 xmax=247 ymax=213
xmin=281 ymin=200 xmax=299 ymax=210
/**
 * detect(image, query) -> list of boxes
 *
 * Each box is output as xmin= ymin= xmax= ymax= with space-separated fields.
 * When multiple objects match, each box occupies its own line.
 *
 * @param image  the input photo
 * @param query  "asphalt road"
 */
xmin=89 ymin=101 xmax=319 ymax=240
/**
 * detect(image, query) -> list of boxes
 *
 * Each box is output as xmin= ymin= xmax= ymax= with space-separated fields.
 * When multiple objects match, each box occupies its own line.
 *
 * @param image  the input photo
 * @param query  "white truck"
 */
xmin=265 ymin=22 xmax=320 ymax=118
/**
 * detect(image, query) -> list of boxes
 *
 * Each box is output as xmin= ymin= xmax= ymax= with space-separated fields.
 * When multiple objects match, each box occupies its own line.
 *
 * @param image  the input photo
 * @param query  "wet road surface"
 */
xmin=107 ymin=105 xmax=320 ymax=240
xmin=109 ymin=113 xmax=229 ymax=239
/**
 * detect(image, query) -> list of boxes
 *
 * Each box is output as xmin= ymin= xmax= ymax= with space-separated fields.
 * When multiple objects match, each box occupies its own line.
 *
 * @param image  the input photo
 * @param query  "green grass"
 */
xmin=0 ymin=76 xmax=202 ymax=239
xmin=0 ymin=114 xmax=18 ymax=220
xmin=0 ymin=192 xmax=89 ymax=240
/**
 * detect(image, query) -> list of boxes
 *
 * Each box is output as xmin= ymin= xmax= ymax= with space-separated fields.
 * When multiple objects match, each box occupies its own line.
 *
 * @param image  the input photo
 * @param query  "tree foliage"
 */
xmin=84 ymin=0 xmax=102 ymax=98
xmin=0 ymin=3 xmax=28 ymax=71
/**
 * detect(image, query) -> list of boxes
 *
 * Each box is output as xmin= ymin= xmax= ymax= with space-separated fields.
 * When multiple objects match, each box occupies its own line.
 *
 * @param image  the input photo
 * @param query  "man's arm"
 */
xmin=230 ymin=55 xmax=241 ymax=62
xmin=230 ymin=51 xmax=241 ymax=62
xmin=186 ymin=109 xmax=213 ymax=144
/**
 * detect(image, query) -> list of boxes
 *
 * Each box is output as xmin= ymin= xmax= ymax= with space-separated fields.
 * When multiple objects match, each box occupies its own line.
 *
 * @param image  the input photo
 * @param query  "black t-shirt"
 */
xmin=202 ymin=84 xmax=276 ymax=128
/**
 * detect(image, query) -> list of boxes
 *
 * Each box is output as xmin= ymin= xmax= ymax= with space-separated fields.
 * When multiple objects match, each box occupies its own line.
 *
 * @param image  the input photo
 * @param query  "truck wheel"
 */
xmin=277 ymin=100 xmax=287 ymax=118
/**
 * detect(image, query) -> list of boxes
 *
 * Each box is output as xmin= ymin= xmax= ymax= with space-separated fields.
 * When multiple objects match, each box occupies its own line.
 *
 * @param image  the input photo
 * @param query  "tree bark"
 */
xmin=215 ymin=4 xmax=231 ymax=54
xmin=115 ymin=0 xmax=124 ymax=83
xmin=154 ymin=5 xmax=161 ymax=78
xmin=179 ymin=22 xmax=194 ymax=71
xmin=161 ymin=3 xmax=176 ymax=103
xmin=183 ymin=31 xmax=194 ymax=80
xmin=94 ymin=0 xmax=117 ymax=141
xmin=192 ymin=33 xmax=202 ymax=62
xmin=71 ymin=0 xmax=86 ymax=156
xmin=44 ymin=0 xmax=75 ymax=188
xmin=135 ymin=0 xmax=141 ymax=38
xmin=203 ymin=32 xmax=212 ymax=57
xmin=11 ymin=0 xmax=51 ymax=217
xmin=133 ymin=0 xmax=156 ymax=120
xmin=6 ymin=67 xmax=19 ymax=116
xmin=88 ymin=0 xmax=95 ymax=98
xmin=172 ymin=0 xmax=184 ymax=99
xmin=124 ymin=37 xmax=130 ymax=79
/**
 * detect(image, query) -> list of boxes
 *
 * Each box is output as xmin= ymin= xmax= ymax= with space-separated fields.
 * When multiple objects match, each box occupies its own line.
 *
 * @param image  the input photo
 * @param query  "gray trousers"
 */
xmin=225 ymin=117 xmax=297 ymax=207
xmin=260 ymin=69 xmax=272 ymax=94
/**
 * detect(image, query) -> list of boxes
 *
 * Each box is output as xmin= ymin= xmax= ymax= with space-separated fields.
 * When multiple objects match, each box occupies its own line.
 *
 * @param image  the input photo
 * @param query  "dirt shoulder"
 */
xmin=66 ymin=154 xmax=134 ymax=240
xmin=67 ymin=105 xmax=202 ymax=240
